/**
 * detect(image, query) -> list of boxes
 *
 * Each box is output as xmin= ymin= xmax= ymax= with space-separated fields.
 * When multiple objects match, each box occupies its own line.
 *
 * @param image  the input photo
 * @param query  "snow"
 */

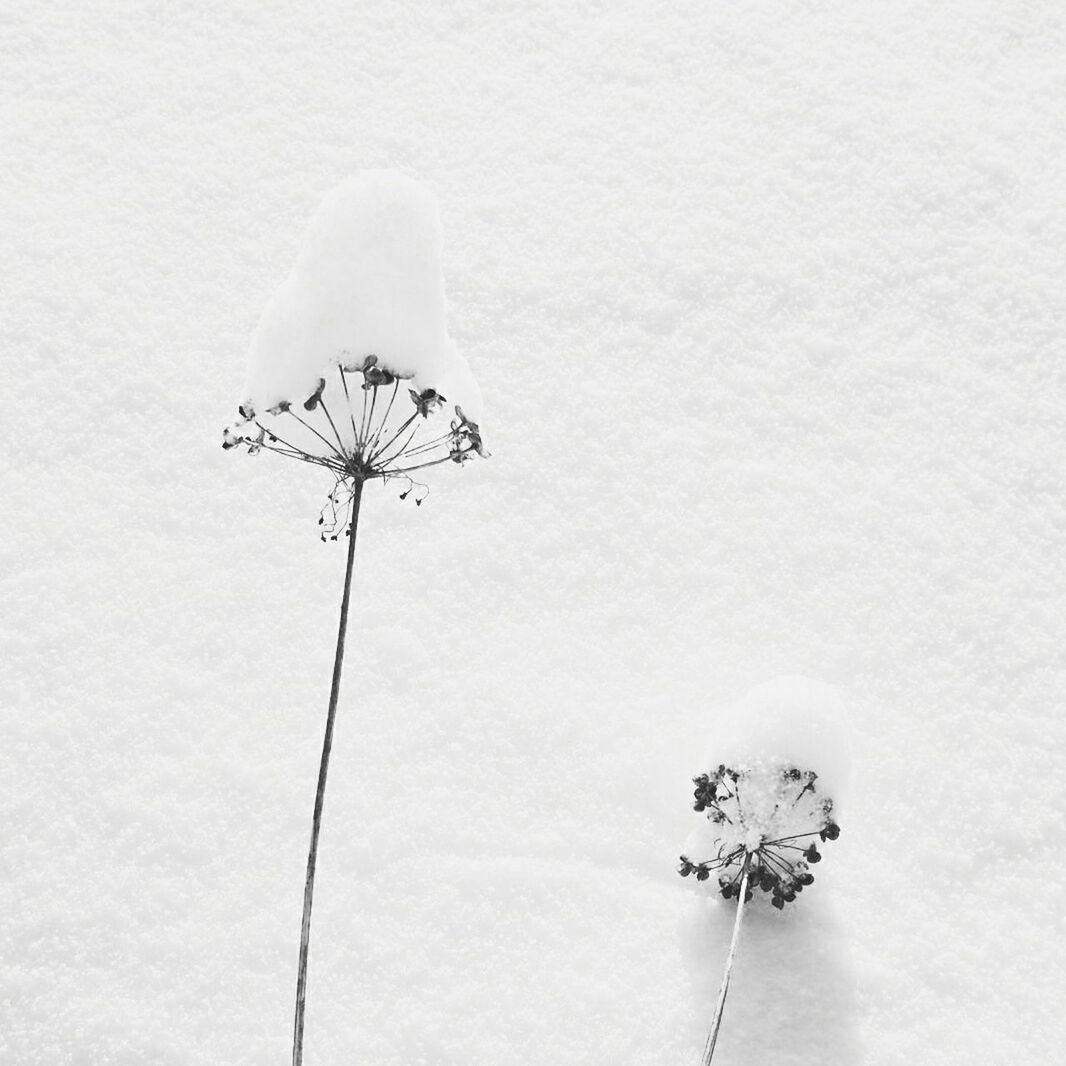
xmin=681 ymin=890 xmax=860 ymax=1065
xmin=703 ymin=676 xmax=851 ymax=807
xmin=243 ymin=170 xmax=481 ymax=423
xmin=3 ymin=3 xmax=1065 ymax=1065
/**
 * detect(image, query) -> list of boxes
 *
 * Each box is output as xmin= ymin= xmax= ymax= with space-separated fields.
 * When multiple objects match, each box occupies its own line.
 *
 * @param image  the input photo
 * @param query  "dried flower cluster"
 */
xmin=223 ymin=356 xmax=487 ymax=526
xmin=678 ymin=762 xmax=840 ymax=909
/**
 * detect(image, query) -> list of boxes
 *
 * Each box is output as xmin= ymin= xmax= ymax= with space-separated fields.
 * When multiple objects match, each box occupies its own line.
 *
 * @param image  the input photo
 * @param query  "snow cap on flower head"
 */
xmin=223 ymin=171 xmax=487 ymax=513
xmin=241 ymin=169 xmax=482 ymax=424
xmin=708 ymin=676 xmax=851 ymax=805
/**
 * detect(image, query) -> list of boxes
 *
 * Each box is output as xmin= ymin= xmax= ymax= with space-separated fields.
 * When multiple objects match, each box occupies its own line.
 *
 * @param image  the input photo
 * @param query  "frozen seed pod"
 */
xmin=679 ymin=761 xmax=840 ymax=910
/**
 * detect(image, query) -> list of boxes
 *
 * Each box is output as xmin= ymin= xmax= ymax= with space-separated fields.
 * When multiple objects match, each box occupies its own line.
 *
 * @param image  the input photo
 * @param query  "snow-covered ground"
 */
xmin=3 ymin=3 xmax=1064 ymax=1063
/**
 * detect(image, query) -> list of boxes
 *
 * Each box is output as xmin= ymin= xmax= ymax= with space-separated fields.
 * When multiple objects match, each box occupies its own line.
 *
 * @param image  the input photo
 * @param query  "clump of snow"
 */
xmin=702 ymin=676 xmax=852 ymax=808
xmin=242 ymin=170 xmax=481 ymax=422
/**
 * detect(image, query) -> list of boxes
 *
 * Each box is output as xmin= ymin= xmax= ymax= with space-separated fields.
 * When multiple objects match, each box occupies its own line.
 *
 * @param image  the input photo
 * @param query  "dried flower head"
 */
xmin=222 ymin=356 xmax=488 ymax=530
xmin=678 ymin=761 xmax=840 ymax=909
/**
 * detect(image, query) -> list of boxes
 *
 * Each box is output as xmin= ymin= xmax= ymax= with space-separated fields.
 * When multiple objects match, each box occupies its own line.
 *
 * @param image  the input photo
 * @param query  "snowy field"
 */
xmin=3 ymin=2 xmax=1064 ymax=1063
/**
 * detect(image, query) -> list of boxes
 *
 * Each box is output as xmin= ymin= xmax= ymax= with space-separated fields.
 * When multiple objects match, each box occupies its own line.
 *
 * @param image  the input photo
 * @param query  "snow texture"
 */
xmin=243 ymin=170 xmax=482 ymax=422
xmin=3 ymin=3 xmax=1065 ymax=1065
xmin=703 ymin=675 xmax=851 ymax=807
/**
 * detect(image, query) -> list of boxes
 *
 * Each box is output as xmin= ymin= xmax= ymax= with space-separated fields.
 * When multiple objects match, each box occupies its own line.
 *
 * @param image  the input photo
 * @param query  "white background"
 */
xmin=3 ymin=2 xmax=1064 ymax=1063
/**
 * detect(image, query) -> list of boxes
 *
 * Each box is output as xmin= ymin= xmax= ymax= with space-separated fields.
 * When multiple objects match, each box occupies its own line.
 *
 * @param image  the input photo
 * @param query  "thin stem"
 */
xmin=763 ymin=831 xmax=822 ymax=846
xmin=357 ymin=377 xmax=371 ymax=448
xmin=690 ymin=847 xmax=744 ymax=873
xmin=701 ymin=855 xmax=750 ymax=1066
xmin=377 ymin=424 xmax=422 ymax=466
xmin=286 ymin=408 xmax=345 ymax=458
xmin=292 ymin=478 xmax=366 ymax=1066
xmin=365 ymin=385 xmax=379 ymax=448
xmin=317 ymin=396 xmax=350 ymax=459
xmin=759 ymin=849 xmax=796 ymax=879
xmin=387 ymin=452 xmax=469 ymax=476
xmin=368 ymin=411 xmax=419 ymax=466
xmin=394 ymin=430 xmax=455 ymax=460
xmin=253 ymin=420 xmax=317 ymax=460
xmin=338 ymin=368 xmax=362 ymax=456
xmin=366 ymin=379 xmax=400 ymax=456
xmin=260 ymin=442 xmax=346 ymax=475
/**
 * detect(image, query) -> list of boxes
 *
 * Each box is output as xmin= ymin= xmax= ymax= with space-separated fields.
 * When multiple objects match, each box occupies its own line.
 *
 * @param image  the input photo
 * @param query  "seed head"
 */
xmin=222 ymin=362 xmax=489 ymax=532
xmin=678 ymin=761 xmax=840 ymax=908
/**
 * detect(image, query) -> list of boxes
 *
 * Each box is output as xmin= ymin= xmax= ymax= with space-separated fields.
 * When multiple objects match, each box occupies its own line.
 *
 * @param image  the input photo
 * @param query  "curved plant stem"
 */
xmin=292 ymin=477 xmax=365 ymax=1066
xmin=700 ymin=856 xmax=751 ymax=1066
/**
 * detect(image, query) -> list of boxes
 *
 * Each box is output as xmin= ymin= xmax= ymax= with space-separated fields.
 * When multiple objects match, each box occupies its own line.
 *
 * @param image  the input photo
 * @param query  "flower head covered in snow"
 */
xmin=222 ymin=170 xmax=487 ymax=529
xmin=678 ymin=760 xmax=840 ymax=909
xmin=681 ymin=678 xmax=849 ymax=1065
xmin=682 ymin=764 xmax=843 ymax=1066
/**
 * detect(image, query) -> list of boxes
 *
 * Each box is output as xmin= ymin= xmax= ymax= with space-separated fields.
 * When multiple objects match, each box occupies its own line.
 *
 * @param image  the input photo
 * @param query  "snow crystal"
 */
xmin=242 ymin=170 xmax=482 ymax=423
xmin=702 ymin=676 xmax=852 ymax=809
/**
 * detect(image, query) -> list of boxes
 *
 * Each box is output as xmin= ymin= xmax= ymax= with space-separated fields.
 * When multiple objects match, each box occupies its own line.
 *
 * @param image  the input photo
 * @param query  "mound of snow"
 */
xmin=242 ymin=170 xmax=481 ymax=421
xmin=701 ymin=676 xmax=852 ymax=807
xmin=681 ymin=891 xmax=861 ymax=1065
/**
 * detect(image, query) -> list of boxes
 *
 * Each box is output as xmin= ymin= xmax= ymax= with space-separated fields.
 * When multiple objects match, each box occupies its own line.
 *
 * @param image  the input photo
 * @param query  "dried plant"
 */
xmin=679 ymin=762 xmax=840 ymax=1064
xmin=224 ymin=358 xmax=486 ymax=1066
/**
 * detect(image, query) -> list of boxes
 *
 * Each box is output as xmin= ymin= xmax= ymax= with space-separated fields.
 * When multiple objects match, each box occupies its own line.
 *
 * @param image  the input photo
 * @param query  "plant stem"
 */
xmin=292 ymin=477 xmax=365 ymax=1066
xmin=700 ymin=855 xmax=751 ymax=1066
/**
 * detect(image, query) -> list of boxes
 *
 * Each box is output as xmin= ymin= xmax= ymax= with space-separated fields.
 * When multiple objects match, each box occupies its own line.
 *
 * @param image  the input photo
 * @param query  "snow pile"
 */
xmin=242 ymin=170 xmax=481 ymax=422
xmin=702 ymin=676 xmax=851 ymax=807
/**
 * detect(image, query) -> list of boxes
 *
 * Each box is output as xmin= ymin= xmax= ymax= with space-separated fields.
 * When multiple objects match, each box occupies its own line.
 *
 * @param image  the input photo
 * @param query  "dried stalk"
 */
xmin=292 ymin=477 xmax=365 ymax=1066
xmin=700 ymin=856 xmax=751 ymax=1065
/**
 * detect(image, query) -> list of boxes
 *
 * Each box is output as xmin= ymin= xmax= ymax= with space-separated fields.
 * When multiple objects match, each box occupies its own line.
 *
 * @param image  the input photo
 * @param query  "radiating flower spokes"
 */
xmin=679 ymin=761 xmax=840 ymax=909
xmin=223 ymin=356 xmax=487 ymax=526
